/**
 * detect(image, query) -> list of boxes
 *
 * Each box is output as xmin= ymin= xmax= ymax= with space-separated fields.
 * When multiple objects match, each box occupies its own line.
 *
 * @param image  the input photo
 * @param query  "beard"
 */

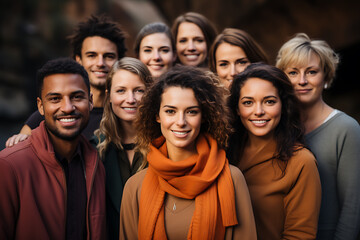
xmin=45 ymin=113 xmax=89 ymax=141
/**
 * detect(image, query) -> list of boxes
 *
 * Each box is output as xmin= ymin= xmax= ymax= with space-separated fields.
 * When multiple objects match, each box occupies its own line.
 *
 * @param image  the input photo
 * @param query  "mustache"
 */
xmin=54 ymin=112 xmax=82 ymax=119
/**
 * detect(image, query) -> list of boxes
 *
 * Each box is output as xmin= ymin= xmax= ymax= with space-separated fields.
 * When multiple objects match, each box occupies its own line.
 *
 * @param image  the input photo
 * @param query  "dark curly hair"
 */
xmin=36 ymin=57 xmax=90 ymax=98
xmin=136 ymin=65 xmax=230 ymax=156
xmin=227 ymin=63 xmax=304 ymax=166
xmin=69 ymin=14 xmax=127 ymax=59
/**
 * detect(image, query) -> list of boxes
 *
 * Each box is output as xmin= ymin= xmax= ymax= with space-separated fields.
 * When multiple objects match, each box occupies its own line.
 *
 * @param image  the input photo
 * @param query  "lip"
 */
xmin=171 ymin=130 xmax=191 ymax=138
xmin=122 ymin=107 xmax=137 ymax=113
xmin=183 ymin=54 xmax=200 ymax=61
xmin=92 ymin=70 xmax=108 ymax=78
xmin=296 ymin=88 xmax=312 ymax=94
xmin=57 ymin=117 xmax=79 ymax=127
xmin=249 ymin=119 xmax=269 ymax=127
xmin=148 ymin=64 xmax=164 ymax=70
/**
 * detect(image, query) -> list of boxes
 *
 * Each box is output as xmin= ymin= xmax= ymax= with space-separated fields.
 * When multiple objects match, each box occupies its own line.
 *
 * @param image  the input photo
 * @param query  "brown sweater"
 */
xmin=119 ymin=165 xmax=257 ymax=240
xmin=238 ymin=141 xmax=321 ymax=240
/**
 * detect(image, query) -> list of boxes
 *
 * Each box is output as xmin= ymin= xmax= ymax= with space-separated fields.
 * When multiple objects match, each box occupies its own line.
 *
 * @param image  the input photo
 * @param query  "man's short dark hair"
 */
xmin=69 ymin=15 xmax=127 ymax=59
xmin=36 ymin=58 xmax=90 ymax=98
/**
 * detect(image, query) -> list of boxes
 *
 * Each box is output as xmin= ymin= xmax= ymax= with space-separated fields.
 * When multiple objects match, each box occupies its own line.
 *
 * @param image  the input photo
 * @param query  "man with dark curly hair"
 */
xmin=0 ymin=58 xmax=106 ymax=240
xmin=6 ymin=15 xmax=126 ymax=146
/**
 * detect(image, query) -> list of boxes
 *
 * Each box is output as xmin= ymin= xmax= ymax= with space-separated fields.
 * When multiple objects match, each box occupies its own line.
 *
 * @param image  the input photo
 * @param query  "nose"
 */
xmin=176 ymin=112 xmax=186 ymax=127
xmin=96 ymin=56 xmax=105 ymax=66
xmin=187 ymin=40 xmax=196 ymax=51
xmin=153 ymin=50 xmax=161 ymax=61
xmin=61 ymin=97 xmax=75 ymax=113
xmin=299 ymin=73 xmax=308 ymax=86
xmin=254 ymin=103 xmax=265 ymax=116
xmin=230 ymin=64 xmax=237 ymax=77
xmin=126 ymin=91 xmax=136 ymax=104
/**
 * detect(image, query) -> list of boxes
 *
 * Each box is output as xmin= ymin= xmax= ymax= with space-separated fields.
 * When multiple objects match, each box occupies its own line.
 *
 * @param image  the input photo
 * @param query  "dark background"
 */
xmin=1 ymin=0 xmax=359 ymax=149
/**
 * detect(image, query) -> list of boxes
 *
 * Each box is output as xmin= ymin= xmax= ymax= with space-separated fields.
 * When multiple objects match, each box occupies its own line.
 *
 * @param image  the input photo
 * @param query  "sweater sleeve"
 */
xmin=226 ymin=165 xmax=257 ymax=240
xmin=0 ymin=158 xmax=19 ymax=239
xmin=119 ymin=170 xmax=145 ymax=240
xmin=334 ymin=119 xmax=360 ymax=239
xmin=283 ymin=151 xmax=322 ymax=240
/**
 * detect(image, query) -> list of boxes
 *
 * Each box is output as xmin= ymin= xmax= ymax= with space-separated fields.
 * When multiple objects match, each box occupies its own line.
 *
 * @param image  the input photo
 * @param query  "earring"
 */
xmin=324 ymin=83 xmax=328 ymax=89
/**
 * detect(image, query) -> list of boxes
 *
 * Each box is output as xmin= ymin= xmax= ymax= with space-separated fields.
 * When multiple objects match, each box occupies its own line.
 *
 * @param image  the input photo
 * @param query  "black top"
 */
xmin=56 ymin=146 xmax=87 ymax=240
xmin=25 ymin=107 xmax=104 ymax=140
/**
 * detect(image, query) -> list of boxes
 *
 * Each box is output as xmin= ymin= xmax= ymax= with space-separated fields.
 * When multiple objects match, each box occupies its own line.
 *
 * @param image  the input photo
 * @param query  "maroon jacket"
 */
xmin=0 ymin=121 xmax=106 ymax=240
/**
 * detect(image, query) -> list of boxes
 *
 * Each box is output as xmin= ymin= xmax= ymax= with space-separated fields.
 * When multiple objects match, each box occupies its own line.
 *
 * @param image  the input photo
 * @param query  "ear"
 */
xmin=75 ymin=55 xmax=82 ymax=64
xmin=156 ymin=114 xmax=161 ymax=123
xmin=37 ymin=97 xmax=44 ymax=116
xmin=89 ymin=92 xmax=94 ymax=111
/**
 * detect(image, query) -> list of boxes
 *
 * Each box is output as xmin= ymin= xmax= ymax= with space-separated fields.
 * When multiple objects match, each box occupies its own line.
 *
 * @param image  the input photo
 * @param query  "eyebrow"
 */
xmin=162 ymin=105 xmax=200 ymax=109
xmin=240 ymin=95 xmax=278 ymax=100
xmin=44 ymin=90 xmax=86 ymax=98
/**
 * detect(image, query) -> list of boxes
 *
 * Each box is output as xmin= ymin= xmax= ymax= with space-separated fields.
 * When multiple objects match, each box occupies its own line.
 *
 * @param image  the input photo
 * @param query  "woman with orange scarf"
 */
xmin=119 ymin=65 xmax=256 ymax=239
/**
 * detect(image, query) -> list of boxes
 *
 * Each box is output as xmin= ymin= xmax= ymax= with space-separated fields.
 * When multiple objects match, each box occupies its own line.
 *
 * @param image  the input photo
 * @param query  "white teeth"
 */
xmin=124 ymin=108 xmax=136 ymax=111
xmin=252 ymin=120 xmax=267 ymax=124
xmin=185 ymin=55 xmax=198 ymax=60
xmin=59 ymin=118 xmax=76 ymax=122
xmin=172 ymin=131 xmax=188 ymax=135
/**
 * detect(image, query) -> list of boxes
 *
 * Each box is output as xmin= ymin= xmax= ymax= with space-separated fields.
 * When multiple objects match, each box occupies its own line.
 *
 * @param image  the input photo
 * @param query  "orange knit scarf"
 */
xmin=138 ymin=134 xmax=238 ymax=239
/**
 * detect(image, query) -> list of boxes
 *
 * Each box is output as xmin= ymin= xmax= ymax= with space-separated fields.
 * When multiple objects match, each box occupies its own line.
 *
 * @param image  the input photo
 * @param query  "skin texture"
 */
xmin=37 ymin=73 xmax=93 ymax=160
xmin=284 ymin=53 xmax=325 ymax=107
xmin=156 ymin=87 xmax=202 ymax=162
xmin=176 ymin=22 xmax=207 ymax=67
xmin=109 ymin=69 xmax=146 ymax=123
xmin=139 ymin=33 xmax=176 ymax=78
xmin=215 ymin=43 xmax=250 ymax=89
xmin=238 ymin=78 xmax=281 ymax=141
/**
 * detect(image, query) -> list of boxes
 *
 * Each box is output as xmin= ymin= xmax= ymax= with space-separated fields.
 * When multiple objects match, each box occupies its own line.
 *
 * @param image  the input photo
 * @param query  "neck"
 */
xmin=91 ymin=86 xmax=105 ymax=108
xmin=300 ymin=98 xmax=333 ymax=134
xmin=120 ymin=120 xmax=137 ymax=144
xmin=48 ymin=132 xmax=79 ymax=163
xmin=246 ymin=133 xmax=273 ymax=151
xmin=166 ymin=142 xmax=197 ymax=162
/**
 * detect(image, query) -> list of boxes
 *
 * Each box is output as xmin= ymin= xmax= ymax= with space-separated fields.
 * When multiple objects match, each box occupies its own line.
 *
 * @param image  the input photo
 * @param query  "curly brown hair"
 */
xmin=136 ymin=65 xmax=230 ymax=157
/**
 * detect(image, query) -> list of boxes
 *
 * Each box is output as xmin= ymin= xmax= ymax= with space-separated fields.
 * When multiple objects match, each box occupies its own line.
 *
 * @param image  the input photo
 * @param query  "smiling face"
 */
xmin=109 ymin=69 xmax=146 ymax=123
xmin=76 ymin=36 xmax=118 ymax=89
xmin=157 ymin=87 xmax=202 ymax=157
xmin=139 ymin=33 xmax=176 ymax=78
xmin=176 ymin=22 xmax=207 ymax=67
xmin=215 ymin=42 xmax=250 ymax=89
xmin=37 ymin=73 xmax=93 ymax=142
xmin=238 ymin=78 xmax=281 ymax=141
xmin=284 ymin=53 xmax=325 ymax=106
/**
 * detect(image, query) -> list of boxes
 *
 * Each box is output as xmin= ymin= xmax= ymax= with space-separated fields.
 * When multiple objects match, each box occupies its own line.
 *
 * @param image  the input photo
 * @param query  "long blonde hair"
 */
xmin=94 ymin=57 xmax=152 ymax=158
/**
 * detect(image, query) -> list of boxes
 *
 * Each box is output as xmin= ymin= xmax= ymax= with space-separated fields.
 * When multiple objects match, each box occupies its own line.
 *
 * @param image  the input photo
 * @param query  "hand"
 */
xmin=5 ymin=134 xmax=30 ymax=148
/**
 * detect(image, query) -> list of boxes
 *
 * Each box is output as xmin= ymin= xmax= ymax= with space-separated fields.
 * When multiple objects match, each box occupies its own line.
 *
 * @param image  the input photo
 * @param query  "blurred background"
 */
xmin=1 ymin=0 xmax=359 ymax=149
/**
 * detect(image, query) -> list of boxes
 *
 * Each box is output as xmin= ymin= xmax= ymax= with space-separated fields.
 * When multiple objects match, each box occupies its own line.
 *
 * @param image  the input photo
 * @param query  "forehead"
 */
xmin=111 ymin=69 xmax=144 ymax=88
xmin=177 ymin=22 xmax=204 ymax=38
xmin=240 ymin=78 xmax=278 ymax=96
xmin=216 ymin=42 xmax=247 ymax=59
xmin=42 ymin=73 xmax=88 ymax=97
xmin=81 ymin=36 xmax=118 ymax=54
xmin=140 ymin=33 xmax=172 ymax=48
xmin=285 ymin=51 xmax=321 ymax=69
xmin=161 ymin=86 xmax=198 ymax=106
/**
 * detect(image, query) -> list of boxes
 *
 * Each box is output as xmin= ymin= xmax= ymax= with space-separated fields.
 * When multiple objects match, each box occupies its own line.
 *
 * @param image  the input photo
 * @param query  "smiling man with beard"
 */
xmin=0 ymin=58 xmax=106 ymax=240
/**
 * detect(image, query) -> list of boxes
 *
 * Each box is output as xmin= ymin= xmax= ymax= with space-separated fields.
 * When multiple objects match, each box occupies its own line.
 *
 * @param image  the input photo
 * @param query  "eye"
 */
xmin=287 ymin=71 xmax=297 ymax=76
xmin=179 ymin=38 xmax=187 ymax=43
xmin=265 ymin=99 xmax=277 ymax=105
xmin=238 ymin=60 xmax=249 ymax=65
xmin=73 ymin=94 xmax=85 ymax=100
xmin=165 ymin=109 xmax=175 ymax=114
xmin=195 ymin=38 xmax=204 ymax=43
xmin=160 ymin=48 xmax=170 ymax=53
xmin=49 ymin=97 xmax=60 ymax=102
xmin=308 ymin=70 xmax=317 ymax=75
xmin=187 ymin=109 xmax=200 ymax=115
xmin=143 ymin=49 xmax=152 ymax=53
xmin=105 ymin=54 xmax=116 ymax=60
xmin=135 ymin=89 xmax=145 ymax=93
xmin=116 ymin=89 xmax=125 ymax=93
xmin=218 ymin=62 xmax=228 ymax=67
xmin=86 ymin=53 xmax=96 ymax=58
xmin=242 ymin=100 xmax=253 ymax=106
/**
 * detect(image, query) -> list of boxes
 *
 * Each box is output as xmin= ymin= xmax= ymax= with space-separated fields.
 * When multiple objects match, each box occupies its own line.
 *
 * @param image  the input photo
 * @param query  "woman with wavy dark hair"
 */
xmin=227 ymin=63 xmax=321 ymax=240
xmin=172 ymin=12 xmax=217 ymax=68
xmin=120 ymin=65 xmax=256 ymax=239
xmin=276 ymin=33 xmax=360 ymax=240
xmin=92 ymin=57 xmax=152 ymax=240
xmin=209 ymin=28 xmax=268 ymax=89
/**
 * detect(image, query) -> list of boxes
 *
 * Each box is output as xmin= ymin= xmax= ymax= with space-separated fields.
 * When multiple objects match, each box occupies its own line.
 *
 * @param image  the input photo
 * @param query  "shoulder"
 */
xmin=0 ymin=139 xmax=33 ymax=162
xmin=229 ymin=164 xmax=247 ymax=189
xmin=287 ymin=147 xmax=318 ymax=174
xmin=124 ymin=169 xmax=148 ymax=194
xmin=325 ymin=111 xmax=360 ymax=133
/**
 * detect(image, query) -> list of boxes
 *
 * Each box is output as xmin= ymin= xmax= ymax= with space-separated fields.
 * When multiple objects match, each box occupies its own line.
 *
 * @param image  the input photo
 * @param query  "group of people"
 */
xmin=1 ymin=11 xmax=360 ymax=240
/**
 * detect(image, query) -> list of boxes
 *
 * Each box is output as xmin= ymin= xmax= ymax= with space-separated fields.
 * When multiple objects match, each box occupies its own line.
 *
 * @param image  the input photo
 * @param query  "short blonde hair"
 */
xmin=276 ymin=33 xmax=339 ymax=87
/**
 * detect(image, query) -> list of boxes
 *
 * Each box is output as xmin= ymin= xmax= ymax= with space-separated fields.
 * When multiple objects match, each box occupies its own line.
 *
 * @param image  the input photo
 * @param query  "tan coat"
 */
xmin=238 ymin=141 xmax=321 ymax=240
xmin=119 ymin=165 xmax=257 ymax=240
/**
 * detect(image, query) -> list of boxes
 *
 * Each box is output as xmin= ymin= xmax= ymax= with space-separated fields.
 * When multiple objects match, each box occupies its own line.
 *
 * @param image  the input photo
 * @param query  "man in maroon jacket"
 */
xmin=0 ymin=58 xmax=106 ymax=240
